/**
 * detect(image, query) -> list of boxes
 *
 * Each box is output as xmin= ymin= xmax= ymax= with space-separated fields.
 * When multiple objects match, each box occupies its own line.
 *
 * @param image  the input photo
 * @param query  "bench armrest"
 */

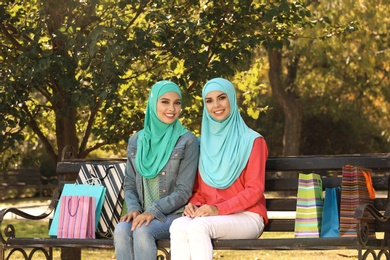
xmin=0 ymin=187 xmax=61 ymax=244
xmin=354 ymin=203 xmax=390 ymax=245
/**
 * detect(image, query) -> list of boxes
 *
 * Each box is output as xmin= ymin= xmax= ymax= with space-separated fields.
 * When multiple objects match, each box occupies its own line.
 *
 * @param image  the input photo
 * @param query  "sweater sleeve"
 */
xmin=214 ymin=137 xmax=268 ymax=215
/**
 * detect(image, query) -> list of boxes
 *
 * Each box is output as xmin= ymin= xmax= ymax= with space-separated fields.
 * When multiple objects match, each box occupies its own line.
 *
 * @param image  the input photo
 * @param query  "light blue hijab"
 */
xmin=135 ymin=80 xmax=188 ymax=179
xmin=198 ymin=78 xmax=261 ymax=189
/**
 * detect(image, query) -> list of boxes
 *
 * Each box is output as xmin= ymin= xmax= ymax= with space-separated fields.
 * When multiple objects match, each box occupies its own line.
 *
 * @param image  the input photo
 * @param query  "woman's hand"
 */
xmin=131 ymin=212 xmax=156 ymax=231
xmin=183 ymin=202 xmax=198 ymax=217
xmin=120 ymin=211 xmax=156 ymax=231
xmin=120 ymin=210 xmax=140 ymax=222
xmin=193 ymin=204 xmax=218 ymax=218
xmin=183 ymin=203 xmax=218 ymax=218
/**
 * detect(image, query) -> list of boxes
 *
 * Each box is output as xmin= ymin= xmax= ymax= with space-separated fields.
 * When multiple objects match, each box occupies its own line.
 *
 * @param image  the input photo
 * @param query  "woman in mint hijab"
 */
xmin=170 ymin=78 xmax=269 ymax=260
xmin=114 ymin=80 xmax=199 ymax=260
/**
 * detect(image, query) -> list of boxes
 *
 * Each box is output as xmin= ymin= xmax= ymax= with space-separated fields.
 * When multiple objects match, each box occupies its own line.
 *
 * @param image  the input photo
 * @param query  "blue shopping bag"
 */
xmin=49 ymin=183 xmax=106 ymax=237
xmin=320 ymin=187 xmax=341 ymax=237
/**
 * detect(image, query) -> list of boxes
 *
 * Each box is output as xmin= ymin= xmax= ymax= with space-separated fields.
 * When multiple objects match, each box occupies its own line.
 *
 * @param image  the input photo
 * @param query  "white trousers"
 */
xmin=169 ymin=211 xmax=264 ymax=260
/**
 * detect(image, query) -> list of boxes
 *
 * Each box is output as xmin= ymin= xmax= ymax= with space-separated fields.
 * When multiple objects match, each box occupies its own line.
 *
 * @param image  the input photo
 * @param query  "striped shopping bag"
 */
xmin=294 ymin=173 xmax=323 ymax=237
xmin=57 ymin=195 xmax=96 ymax=239
xmin=76 ymin=163 xmax=125 ymax=238
xmin=49 ymin=183 xmax=106 ymax=237
xmin=339 ymin=165 xmax=375 ymax=237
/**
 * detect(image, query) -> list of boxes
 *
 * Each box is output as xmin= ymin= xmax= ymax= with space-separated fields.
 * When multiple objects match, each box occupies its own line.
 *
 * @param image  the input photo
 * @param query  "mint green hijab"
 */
xmin=135 ymin=80 xmax=188 ymax=179
xmin=199 ymin=78 xmax=261 ymax=189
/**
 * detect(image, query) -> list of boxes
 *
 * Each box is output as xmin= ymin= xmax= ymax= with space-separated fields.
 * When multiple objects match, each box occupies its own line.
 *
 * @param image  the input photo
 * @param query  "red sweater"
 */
xmin=189 ymin=137 xmax=269 ymax=224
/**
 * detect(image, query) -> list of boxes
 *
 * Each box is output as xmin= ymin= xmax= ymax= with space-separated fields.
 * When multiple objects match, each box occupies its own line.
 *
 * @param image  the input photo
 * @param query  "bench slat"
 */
xmin=266 ymin=176 xmax=389 ymax=192
xmin=4 ymin=238 xmax=113 ymax=249
xmin=212 ymin=237 xmax=366 ymax=250
xmin=264 ymin=219 xmax=295 ymax=232
xmin=266 ymin=154 xmax=390 ymax=171
xmin=266 ymin=198 xmax=388 ymax=212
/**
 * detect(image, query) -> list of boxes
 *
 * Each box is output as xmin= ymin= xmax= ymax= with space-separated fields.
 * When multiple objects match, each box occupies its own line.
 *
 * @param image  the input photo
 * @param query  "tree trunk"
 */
xmin=45 ymin=0 xmax=80 ymax=163
xmin=267 ymin=48 xmax=302 ymax=156
xmin=56 ymin=106 xmax=79 ymax=162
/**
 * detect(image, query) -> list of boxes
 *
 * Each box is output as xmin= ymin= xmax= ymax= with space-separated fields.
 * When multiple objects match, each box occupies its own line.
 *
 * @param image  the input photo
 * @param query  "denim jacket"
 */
xmin=124 ymin=131 xmax=199 ymax=222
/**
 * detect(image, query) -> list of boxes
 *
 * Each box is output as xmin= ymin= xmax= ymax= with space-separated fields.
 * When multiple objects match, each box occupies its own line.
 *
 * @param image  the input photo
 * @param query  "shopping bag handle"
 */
xmin=68 ymin=197 xmax=80 ymax=217
xmin=104 ymin=165 xmax=117 ymax=180
xmin=85 ymin=164 xmax=117 ymax=185
xmin=362 ymin=170 xmax=376 ymax=199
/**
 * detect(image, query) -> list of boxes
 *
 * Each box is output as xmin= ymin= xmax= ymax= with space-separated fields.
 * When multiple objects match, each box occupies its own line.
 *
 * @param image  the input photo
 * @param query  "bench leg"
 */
xmin=60 ymin=248 xmax=81 ymax=260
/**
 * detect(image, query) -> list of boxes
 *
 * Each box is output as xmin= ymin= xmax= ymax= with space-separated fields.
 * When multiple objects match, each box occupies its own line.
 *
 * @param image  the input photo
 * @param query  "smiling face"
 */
xmin=156 ymin=91 xmax=181 ymax=124
xmin=205 ymin=90 xmax=231 ymax=121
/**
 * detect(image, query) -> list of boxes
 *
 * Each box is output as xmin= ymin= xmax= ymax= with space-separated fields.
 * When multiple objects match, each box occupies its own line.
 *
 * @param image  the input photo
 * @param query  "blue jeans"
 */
xmin=114 ymin=214 xmax=181 ymax=260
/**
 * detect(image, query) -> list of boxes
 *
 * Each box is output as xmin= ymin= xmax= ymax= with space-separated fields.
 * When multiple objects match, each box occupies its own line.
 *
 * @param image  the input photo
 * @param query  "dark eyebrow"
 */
xmin=160 ymin=97 xmax=181 ymax=102
xmin=206 ymin=93 xmax=226 ymax=100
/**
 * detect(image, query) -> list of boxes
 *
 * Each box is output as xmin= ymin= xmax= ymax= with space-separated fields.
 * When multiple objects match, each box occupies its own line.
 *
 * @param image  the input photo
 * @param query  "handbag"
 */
xmin=294 ymin=173 xmax=323 ymax=238
xmin=57 ymin=195 xmax=96 ymax=239
xmin=76 ymin=163 xmax=125 ymax=237
xmin=339 ymin=164 xmax=376 ymax=237
xmin=320 ymin=187 xmax=341 ymax=237
xmin=49 ymin=183 xmax=106 ymax=237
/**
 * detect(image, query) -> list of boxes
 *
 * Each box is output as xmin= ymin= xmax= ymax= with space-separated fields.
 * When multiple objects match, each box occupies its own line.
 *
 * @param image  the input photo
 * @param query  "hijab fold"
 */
xmin=199 ymin=78 xmax=261 ymax=189
xmin=135 ymin=80 xmax=188 ymax=179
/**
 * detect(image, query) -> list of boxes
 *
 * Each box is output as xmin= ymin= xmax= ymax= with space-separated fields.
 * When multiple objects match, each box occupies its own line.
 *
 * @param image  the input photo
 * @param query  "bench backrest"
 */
xmin=264 ymin=154 xmax=390 ymax=233
xmin=56 ymin=153 xmax=390 ymax=233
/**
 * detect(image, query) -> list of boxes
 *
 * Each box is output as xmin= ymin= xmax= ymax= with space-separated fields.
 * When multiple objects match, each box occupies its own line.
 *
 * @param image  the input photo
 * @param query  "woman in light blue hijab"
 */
xmin=198 ymin=77 xmax=261 ymax=189
xmin=170 ymin=78 xmax=269 ymax=260
xmin=114 ymin=80 xmax=199 ymax=260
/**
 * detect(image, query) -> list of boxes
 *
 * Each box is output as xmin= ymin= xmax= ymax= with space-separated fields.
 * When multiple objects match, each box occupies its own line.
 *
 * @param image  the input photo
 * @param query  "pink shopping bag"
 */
xmin=57 ymin=195 xmax=96 ymax=239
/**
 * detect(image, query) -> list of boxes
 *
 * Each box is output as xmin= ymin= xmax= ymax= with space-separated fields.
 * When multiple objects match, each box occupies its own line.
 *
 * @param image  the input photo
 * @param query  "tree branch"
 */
xmin=0 ymin=23 xmax=22 ymax=49
xmin=21 ymin=103 xmax=58 ymax=164
xmin=79 ymin=104 xmax=99 ymax=156
xmin=79 ymin=141 xmax=108 ymax=158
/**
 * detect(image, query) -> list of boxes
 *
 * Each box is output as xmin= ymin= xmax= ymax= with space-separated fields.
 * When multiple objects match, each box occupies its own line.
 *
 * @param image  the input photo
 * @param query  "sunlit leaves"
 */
xmin=3 ymin=0 xmax=386 ymax=163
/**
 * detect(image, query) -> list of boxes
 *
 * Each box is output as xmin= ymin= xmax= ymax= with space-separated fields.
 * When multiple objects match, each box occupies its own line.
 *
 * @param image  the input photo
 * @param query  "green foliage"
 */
xmin=0 ymin=0 xmax=388 ymax=163
xmin=256 ymin=0 xmax=390 ymax=155
xmin=1 ymin=0 xmax=307 ymax=163
xmin=300 ymin=0 xmax=390 ymax=154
